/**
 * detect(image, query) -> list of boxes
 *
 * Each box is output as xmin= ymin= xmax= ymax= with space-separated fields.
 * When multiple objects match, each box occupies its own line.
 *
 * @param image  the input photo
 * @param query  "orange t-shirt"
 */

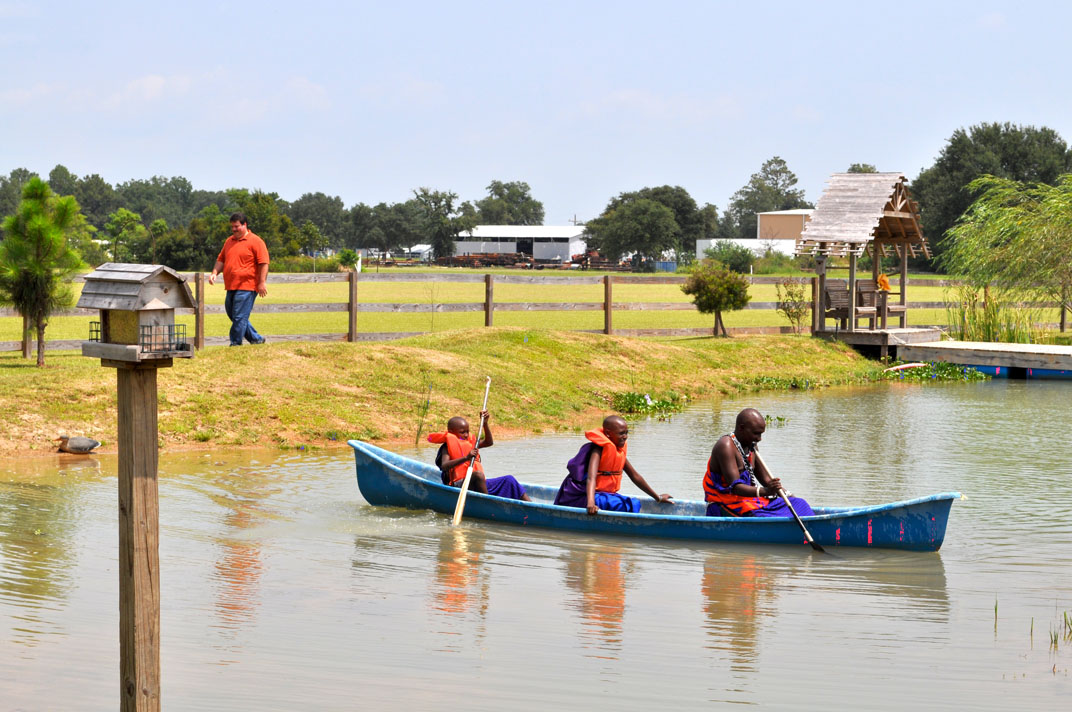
xmin=217 ymin=232 xmax=269 ymax=291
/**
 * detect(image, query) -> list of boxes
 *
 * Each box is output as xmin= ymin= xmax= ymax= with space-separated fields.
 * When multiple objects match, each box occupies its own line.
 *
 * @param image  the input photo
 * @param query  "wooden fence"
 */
xmin=1 ymin=272 xmax=1067 ymax=353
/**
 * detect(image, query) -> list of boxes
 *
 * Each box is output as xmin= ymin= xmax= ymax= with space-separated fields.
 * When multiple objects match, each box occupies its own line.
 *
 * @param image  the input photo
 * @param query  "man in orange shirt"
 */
xmin=208 ymin=212 xmax=270 ymax=346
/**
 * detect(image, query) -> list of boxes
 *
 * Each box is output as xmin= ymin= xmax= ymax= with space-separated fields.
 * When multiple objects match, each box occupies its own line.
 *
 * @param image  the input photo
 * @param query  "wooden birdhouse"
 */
xmin=77 ymin=263 xmax=195 ymax=364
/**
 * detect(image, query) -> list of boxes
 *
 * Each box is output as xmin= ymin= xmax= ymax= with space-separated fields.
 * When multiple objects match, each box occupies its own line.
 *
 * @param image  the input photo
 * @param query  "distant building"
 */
xmin=455 ymin=225 xmax=586 ymax=262
xmin=757 ymin=208 xmax=813 ymax=241
xmin=695 ymin=208 xmax=813 ymax=260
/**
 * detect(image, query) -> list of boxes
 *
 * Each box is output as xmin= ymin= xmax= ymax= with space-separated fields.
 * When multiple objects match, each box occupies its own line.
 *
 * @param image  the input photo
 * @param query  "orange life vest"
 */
xmin=427 ymin=432 xmax=482 ymax=485
xmin=585 ymin=429 xmax=627 ymax=493
xmin=702 ymin=451 xmax=767 ymax=515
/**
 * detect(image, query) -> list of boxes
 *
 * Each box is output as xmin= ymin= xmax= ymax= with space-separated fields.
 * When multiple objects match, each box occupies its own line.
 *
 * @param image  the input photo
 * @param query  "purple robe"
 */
xmin=554 ymin=442 xmax=641 ymax=513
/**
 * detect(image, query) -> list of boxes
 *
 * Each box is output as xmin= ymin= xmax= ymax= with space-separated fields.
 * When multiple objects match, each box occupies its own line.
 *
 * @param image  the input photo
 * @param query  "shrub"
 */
xmin=703 ymin=240 xmax=754 ymax=273
xmin=270 ymin=255 xmax=342 ymax=273
xmin=776 ymin=277 xmax=811 ymax=333
xmin=681 ymin=259 xmax=751 ymax=336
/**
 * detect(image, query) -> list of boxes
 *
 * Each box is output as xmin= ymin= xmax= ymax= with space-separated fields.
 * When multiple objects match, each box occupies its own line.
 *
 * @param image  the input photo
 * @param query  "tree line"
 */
xmin=0 ymin=173 xmax=546 ymax=270
xmin=2 ymin=121 xmax=1071 ymax=273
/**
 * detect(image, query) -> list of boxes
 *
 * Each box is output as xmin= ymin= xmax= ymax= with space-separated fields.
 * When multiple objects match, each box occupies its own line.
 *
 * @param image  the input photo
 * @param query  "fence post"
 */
xmin=21 ymin=315 xmax=31 ymax=358
xmin=194 ymin=273 xmax=205 ymax=351
xmin=604 ymin=275 xmax=614 ymax=335
xmin=348 ymin=270 xmax=359 ymax=342
xmin=484 ymin=274 xmax=494 ymax=327
xmin=810 ymin=276 xmax=819 ymax=335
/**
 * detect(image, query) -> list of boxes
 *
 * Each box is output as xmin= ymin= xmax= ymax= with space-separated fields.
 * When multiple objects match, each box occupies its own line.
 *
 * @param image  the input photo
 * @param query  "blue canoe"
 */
xmin=349 ymin=440 xmax=960 ymax=551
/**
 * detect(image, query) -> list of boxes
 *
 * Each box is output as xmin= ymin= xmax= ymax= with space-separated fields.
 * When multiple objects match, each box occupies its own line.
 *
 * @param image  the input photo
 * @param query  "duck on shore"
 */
xmin=55 ymin=435 xmax=101 ymax=454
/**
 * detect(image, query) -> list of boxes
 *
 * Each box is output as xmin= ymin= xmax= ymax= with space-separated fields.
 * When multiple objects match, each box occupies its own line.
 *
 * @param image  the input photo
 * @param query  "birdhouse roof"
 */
xmin=76 ymin=263 xmax=196 ymax=311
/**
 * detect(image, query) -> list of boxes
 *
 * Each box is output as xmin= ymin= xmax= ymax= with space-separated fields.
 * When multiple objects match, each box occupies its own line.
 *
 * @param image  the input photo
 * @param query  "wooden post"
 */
xmin=114 ymin=360 xmax=166 ymax=712
xmin=898 ymin=243 xmax=908 ymax=328
xmin=847 ymin=252 xmax=858 ymax=332
xmin=1060 ymin=286 xmax=1067 ymax=333
xmin=21 ymin=314 xmax=31 ymax=358
xmin=348 ymin=270 xmax=359 ymax=342
xmin=816 ymin=256 xmax=828 ymax=333
xmin=194 ymin=272 xmax=205 ymax=351
xmin=810 ymin=276 xmax=819 ymax=335
xmin=603 ymin=275 xmax=613 ymax=335
xmin=484 ymin=274 xmax=494 ymax=327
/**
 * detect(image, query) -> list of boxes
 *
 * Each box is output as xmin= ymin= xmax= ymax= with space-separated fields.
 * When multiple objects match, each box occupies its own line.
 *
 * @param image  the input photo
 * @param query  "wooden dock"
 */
xmin=899 ymin=340 xmax=1072 ymax=372
xmin=816 ymin=327 xmax=942 ymax=359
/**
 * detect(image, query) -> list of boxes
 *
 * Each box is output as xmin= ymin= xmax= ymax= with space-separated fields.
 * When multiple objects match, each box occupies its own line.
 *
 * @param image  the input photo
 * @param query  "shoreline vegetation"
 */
xmin=4 ymin=328 xmax=913 ymax=459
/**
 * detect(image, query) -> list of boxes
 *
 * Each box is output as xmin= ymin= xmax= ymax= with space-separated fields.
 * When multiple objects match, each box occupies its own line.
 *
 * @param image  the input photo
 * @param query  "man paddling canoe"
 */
xmin=555 ymin=415 xmax=672 ymax=514
xmin=703 ymin=408 xmax=814 ymax=518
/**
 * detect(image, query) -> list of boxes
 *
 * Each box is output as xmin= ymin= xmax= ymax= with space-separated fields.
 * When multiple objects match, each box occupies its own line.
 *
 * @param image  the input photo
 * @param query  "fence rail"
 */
xmin=2 ymin=271 xmax=1067 ymax=353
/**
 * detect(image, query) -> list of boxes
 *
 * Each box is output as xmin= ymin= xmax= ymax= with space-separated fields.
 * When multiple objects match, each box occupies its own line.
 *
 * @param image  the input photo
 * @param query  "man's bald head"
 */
xmin=735 ymin=408 xmax=764 ymax=430
xmin=603 ymin=415 xmax=627 ymax=431
xmin=447 ymin=416 xmax=468 ymax=434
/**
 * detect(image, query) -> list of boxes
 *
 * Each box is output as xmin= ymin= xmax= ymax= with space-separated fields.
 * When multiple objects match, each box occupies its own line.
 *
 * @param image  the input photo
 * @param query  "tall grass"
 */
xmin=944 ymin=284 xmax=1045 ymax=343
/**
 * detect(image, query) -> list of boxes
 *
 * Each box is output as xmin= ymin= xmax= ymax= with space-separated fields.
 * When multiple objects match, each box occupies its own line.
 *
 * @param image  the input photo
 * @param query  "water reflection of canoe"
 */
xmin=349 ymin=441 xmax=961 ymax=551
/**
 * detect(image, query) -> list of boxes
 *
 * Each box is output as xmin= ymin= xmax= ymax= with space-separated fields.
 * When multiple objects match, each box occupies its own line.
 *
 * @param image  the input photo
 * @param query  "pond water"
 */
xmin=1 ymin=380 xmax=1070 ymax=710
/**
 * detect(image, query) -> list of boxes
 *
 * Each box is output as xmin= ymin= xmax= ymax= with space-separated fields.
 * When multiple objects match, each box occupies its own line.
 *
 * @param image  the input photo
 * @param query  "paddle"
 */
xmin=451 ymin=376 xmax=491 ymax=526
xmin=752 ymin=450 xmax=826 ymax=553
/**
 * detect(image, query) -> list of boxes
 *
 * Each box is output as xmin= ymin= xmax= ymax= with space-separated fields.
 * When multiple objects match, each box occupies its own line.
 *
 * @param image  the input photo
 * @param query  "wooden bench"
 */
xmin=856 ymin=279 xmax=907 ymax=329
xmin=823 ymin=279 xmax=878 ymax=329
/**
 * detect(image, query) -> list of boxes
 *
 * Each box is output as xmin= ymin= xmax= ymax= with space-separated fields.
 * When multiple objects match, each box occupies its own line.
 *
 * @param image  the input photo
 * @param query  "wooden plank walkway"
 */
xmin=899 ymin=340 xmax=1072 ymax=371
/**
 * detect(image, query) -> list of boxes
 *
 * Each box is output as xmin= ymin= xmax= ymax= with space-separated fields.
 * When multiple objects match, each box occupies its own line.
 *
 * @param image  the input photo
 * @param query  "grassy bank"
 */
xmin=1 ymin=329 xmax=884 ymax=457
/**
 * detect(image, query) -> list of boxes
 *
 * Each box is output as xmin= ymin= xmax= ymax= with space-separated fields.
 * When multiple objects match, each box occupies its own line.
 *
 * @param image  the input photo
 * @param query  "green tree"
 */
xmin=288 ymin=192 xmax=347 ymax=248
xmin=0 ymin=168 xmax=38 ymax=233
xmin=299 ymin=220 xmax=329 ymax=270
xmin=47 ymin=164 xmax=79 ymax=197
xmin=587 ymin=185 xmax=704 ymax=261
xmin=587 ymin=198 xmax=678 ymax=264
xmin=681 ymin=259 xmax=751 ymax=337
xmin=847 ymin=163 xmax=877 ymax=173
xmin=413 ymin=188 xmax=477 ymax=259
xmin=0 ymin=177 xmax=84 ymax=366
xmin=104 ymin=207 xmax=147 ymax=262
xmin=66 ymin=211 xmax=105 ymax=267
xmin=73 ymin=173 xmax=118 ymax=230
xmin=474 ymin=180 xmax=545 ymax=225
xmin=912 ymin=122 xmax=1072 ymax=268
xmin=723 ymin=157 xmax=813 ymax=241
xmin=337 ymin=248 xmax=359 ymax=270
xmin=942 ymin=174 xmax=1072 ymax=320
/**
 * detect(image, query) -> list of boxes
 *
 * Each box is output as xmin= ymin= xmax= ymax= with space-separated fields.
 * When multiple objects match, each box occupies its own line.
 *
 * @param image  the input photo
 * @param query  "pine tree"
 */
xmin=0 ymin=177 xmax=84 ymax=366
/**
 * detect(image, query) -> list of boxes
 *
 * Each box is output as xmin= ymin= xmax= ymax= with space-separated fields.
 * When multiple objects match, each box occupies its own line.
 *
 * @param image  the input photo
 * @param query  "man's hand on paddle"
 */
xmin=758 ymin=477 xmax=783 ymax=498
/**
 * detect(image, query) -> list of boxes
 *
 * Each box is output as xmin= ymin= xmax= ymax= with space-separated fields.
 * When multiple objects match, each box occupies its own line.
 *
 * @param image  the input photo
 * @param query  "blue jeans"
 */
xmin=224 ymin=290 xmax=264 ymax=345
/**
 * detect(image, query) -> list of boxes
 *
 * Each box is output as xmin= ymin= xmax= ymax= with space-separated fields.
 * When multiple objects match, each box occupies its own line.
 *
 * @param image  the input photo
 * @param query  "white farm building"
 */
xmin=456 ymin=225 xmax=587 ymax=262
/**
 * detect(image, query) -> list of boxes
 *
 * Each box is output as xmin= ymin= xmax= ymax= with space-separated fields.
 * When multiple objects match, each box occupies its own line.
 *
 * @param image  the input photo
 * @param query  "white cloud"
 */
xmin=283 ymin=76 xmax=330 ymax=111
xmin=0 ymin=81 xmax=62 ymax=106
xmin=99 ymin=73 xmax=194 ymax=110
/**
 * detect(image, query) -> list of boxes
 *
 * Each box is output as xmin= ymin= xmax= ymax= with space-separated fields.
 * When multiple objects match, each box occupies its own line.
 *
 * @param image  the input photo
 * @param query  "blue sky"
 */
xmin=2 ymin=1 xmax=1069 ymax=223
